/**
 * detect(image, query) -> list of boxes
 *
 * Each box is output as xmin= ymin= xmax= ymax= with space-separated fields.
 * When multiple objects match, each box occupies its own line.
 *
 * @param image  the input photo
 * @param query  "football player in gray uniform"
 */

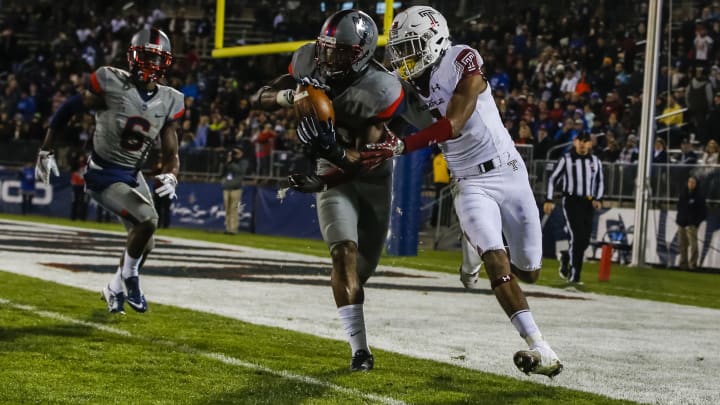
xmin=251 ymin=9 xmax=406 ymax=371
xmin=35 ymin=28 xmax=184 ymax=315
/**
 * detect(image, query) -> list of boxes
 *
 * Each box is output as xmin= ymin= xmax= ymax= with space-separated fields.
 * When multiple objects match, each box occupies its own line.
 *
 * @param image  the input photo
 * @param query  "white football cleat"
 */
xmin=459 ymin=267 xmax=480 ymax=289
xmin=101 ymin=285 xmax=126 ymax=314
xmin=513 ymin=344 xmax=563 ymax=378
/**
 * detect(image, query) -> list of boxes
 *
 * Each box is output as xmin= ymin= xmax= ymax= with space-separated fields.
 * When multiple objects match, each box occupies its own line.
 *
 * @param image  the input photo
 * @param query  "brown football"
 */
xmin=293 ymin=84 xmax=335 ymax=123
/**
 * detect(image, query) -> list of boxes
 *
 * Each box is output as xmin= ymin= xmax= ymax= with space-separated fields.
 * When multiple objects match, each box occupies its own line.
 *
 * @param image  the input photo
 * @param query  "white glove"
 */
xmin=154 ymin=173 xmax=178 ymax=199
xmin=35 ymin=150 xmax=60 ymax=185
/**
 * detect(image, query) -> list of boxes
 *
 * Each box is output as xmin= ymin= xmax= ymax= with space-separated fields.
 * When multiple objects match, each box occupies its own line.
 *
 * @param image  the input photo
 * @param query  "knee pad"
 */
xmin=490 ymin=273 xmax=514 ymax=290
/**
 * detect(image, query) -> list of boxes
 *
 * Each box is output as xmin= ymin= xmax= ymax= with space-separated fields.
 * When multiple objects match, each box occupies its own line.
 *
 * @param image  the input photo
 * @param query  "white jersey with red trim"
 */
xmin=415 ymin=45 xmax=515 ymax=172
xmin=90 ymin=66 xmax=184 ymax=168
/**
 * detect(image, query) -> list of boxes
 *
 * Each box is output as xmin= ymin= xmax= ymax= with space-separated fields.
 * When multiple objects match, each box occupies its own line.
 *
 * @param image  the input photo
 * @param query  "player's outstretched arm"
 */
xmin=249 ymin=74 xmax=297 ymax=111
xmin=362 ymin=74 xmax=487 ymax=162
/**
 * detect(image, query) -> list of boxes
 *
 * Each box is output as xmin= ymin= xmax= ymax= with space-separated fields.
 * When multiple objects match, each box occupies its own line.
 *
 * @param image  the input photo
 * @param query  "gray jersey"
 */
xmin=89 ymin=66 xmax=185 ymax=168
xmin=290 ymin=44 xmax=404 ymax=151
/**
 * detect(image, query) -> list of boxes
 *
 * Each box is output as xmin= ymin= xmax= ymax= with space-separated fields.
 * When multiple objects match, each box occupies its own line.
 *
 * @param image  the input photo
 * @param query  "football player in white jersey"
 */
xmin=35 ymin=28 xmax=184 ymax=315
xmin=362 ymin=6 xmax=563 ymax=378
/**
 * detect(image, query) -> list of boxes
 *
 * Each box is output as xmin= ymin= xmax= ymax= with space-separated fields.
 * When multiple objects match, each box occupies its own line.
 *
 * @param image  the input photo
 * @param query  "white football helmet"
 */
xmin=387 ymin=6 xmax=451 ymax=79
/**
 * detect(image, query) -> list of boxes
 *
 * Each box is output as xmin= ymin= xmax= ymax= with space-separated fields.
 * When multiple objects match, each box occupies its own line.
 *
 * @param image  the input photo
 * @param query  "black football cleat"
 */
xmin=350 ymin=349 xmax=374 ymax=372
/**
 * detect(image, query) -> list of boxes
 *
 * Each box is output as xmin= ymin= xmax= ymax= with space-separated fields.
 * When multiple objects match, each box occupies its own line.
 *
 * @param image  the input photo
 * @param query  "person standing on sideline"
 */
xmin=544 ymin=132 xmax=605 ymax=284
xmin=361 ymin=6 xmax=562 ymax=378
xmin=221 ymin=148 xmax=248 ymax=234
xmin=70 ymin=155 xmax=88 ymax=220
xmin=19 ymin=161 xmax=36 ymax=215
xmin=36 ymin=28 xmax=183 ymax=315
xmin=431 ymin=148 xmax=451 ymax=227
xmin=676 ymin=175 xmax=706 ymax=270
xmin=152 ymin=152 xmax=172 ymax=229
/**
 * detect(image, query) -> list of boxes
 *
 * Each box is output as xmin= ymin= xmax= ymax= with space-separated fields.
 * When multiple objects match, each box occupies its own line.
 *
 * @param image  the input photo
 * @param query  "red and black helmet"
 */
xmin=127 ymin=28 xmax=173 ymax=84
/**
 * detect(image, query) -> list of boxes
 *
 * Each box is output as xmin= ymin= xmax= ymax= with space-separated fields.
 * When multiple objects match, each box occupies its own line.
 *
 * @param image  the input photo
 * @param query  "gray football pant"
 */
xmin=316 ymin=175 xmax=391 ymax=281
xmin=87 ymin=173 xmax=158 ymax=252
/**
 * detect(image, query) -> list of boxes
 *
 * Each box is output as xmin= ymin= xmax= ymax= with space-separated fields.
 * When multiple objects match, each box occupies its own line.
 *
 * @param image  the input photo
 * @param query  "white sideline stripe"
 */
xmin=0 ymin=298 xmax=406 ymax=405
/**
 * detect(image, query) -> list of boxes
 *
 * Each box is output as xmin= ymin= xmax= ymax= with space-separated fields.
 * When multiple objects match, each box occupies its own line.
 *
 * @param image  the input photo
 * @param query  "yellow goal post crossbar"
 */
xmin=212 ymin=0 xmax=395 ymax=58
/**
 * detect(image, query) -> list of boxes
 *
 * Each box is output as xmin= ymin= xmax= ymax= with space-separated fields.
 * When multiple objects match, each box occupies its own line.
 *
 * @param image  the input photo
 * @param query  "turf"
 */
xmin=0 ymin=271 xmax=628 ymax=405
xmin=2 ymin=213 xmax=718 ymax=310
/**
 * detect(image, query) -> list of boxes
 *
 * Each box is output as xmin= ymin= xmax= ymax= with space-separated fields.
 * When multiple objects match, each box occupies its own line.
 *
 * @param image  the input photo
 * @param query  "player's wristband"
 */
xmin=276 ymin=89 xmax=295 ymax=107
xmin=403 ymin=117 xmax=453 ymax=153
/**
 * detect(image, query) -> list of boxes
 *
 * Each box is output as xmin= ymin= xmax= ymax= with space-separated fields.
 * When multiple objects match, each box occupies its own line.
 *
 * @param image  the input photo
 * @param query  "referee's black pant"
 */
xmin=562 ymin=196 xmax=594 ymax=282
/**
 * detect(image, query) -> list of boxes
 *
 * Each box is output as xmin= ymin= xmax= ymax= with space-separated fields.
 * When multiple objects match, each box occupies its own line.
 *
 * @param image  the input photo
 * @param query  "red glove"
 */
xmin=360 ymin=124 xmax=405 ymax=171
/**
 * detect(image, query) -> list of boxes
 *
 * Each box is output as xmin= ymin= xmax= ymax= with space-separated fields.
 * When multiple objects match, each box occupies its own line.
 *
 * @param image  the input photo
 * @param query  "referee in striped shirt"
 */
xmin=543 ymin=132 xmax=604 ymax=284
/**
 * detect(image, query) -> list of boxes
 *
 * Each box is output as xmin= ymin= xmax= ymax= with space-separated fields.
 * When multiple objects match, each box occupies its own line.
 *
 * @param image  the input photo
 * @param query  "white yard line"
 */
xmin=0 ymin=297 xmax=407 ymax=405
xmin=1 ymin=219 xmax=719 ymax=404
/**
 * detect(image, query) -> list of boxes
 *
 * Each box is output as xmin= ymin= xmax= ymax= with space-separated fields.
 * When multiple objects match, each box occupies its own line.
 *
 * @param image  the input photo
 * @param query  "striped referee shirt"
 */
xmin=546 ymin=151 xmax=604 ymax=201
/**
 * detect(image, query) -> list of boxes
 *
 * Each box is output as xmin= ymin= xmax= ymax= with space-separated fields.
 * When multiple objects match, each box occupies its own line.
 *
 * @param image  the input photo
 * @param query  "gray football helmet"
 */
xmin=315 ymin=9 xmax=378 ymax=80
xmin=127 ymin=28 xmax=173 ymax=84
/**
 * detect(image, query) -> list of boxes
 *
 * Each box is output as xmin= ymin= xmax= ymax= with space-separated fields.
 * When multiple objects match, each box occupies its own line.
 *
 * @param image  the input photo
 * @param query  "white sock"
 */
xmin=510 ymin=310 xmax=544 ymax=347
xmin=338 ymin=304 xmax=369 ymax=354
xmin=109 ymin=267 xmax=123 ymax=293
xmin=121 ymin=251 xmax=142 ymax=280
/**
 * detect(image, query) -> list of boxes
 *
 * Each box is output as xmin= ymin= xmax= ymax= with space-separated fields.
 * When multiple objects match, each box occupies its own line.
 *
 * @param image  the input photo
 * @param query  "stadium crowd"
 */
xmin=1 ymin=0 xmax=720 ymax=180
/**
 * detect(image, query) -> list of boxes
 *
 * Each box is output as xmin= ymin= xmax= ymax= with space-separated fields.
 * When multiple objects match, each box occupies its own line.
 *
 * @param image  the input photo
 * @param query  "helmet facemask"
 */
xmin=316 ymin=35 xmax=363 ymax=80
xmin=128 ymin=44 xmax=172 ymax=84
xmin=388 ymin=30 xmax=440 ymax=80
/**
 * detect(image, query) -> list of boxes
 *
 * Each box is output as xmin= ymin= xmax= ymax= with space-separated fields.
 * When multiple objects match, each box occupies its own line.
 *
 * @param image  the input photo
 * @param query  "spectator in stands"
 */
xmin=515 ymin=121 xmax=536 ymax=146
xmin=700 ymin=139 xmax=720 ymax=164
xmin=221 ymin=148 xmax=249 ymax=235
xmin=534 ymin=124 xmax=554 ymax=159
xmin=693 ymin=23 xmax=714 ymax=67
xmin=677 ymin=138 xmax=699 ymax=164
xmin=601 ymin=138 xmax=621 ymax=162
xmin=18 ymin=161 xmax=35 ymax=215
xmin=706 ymin=92 xmax=720 ymax=143
xmin=685 ymin=67 xmax=713 ymax=143
xmin=676 ymin=175 xmax=706 ymax=270
xmin=652 ymin=137 xmax=668 ymax=163
xmin=194 ymin=115 xmax=210 ymax=148
xmin=618 ymin=135 xmax=639 ymax=163
xmin=659 ymin=93 xmax=685 ymax=147
xmin=253 ymin=123 xmax=276 ymax=176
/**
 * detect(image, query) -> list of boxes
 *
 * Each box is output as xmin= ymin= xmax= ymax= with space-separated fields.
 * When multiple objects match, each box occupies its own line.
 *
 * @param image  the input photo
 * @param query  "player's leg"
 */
xmin=457 ymin=175 xmax=561 ymax=378
xmin=90 ymin=176 xmax=157 ymax=313
xmin=316 ymin=183 xmax=371 ymax=370
xmin=459 ymin=234 xmax=482 ymax=289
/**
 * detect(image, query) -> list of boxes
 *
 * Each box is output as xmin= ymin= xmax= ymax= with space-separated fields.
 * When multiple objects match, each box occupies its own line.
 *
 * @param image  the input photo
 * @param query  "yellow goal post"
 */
xmin=211 ymin=0 xmax=395 ymax=58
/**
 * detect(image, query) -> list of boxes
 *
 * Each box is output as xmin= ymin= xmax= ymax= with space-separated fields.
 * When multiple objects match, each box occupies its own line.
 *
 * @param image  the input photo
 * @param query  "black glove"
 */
xmin=289 ymin=172 xmax=327 ymax=193
xmin=297 ymin=116 xmax=336 ymax=151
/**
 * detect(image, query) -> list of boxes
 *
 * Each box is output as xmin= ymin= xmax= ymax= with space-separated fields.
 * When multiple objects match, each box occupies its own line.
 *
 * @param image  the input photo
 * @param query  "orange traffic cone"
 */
xmin=598 ymin=244 xmax=613 ymax=281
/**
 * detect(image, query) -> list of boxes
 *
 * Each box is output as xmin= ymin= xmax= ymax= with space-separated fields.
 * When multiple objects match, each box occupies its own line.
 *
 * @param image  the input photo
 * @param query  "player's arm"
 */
xmin=154 ymin=120 xmax=181 ymax=199
xmin=249 ymin=74 xmax=297 ymax=110
xmin=36 ymin=90 xmax=105 ymax=184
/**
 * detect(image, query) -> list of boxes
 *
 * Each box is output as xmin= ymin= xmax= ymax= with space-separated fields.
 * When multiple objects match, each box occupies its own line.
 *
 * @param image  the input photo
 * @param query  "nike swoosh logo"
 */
xmin=350 ymin=330 xmax=362 ymax=337
xmin=154 ymin=113 xmax=165 ymax=118
xmin=410 ymin=23 xmax=421 ymax=27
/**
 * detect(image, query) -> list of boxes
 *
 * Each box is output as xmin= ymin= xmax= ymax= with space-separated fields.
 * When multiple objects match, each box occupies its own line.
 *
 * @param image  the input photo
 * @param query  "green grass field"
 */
xmin=1 ymin=213 xmax=718 ymax=404
xmin=1 ymin=272 xmax=625 ymax=405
